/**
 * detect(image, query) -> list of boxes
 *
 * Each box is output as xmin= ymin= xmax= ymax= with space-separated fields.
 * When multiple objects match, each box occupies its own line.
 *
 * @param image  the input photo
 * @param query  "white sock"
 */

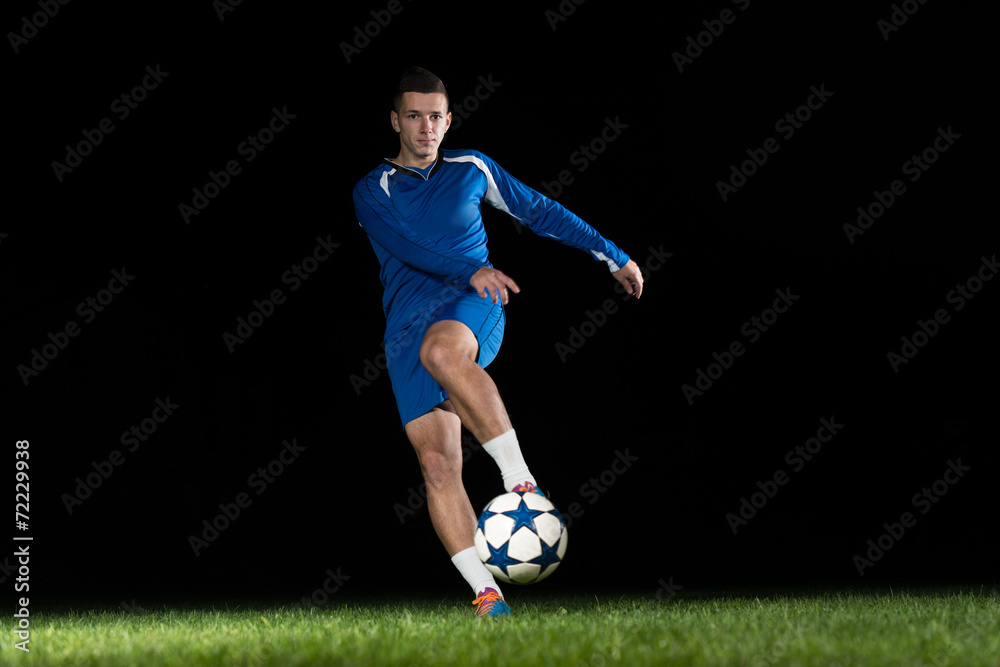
xmin=481 ymin=429 xmax=535 ymax=491
xmin=451 ymin=546 xmax=501 ymax=596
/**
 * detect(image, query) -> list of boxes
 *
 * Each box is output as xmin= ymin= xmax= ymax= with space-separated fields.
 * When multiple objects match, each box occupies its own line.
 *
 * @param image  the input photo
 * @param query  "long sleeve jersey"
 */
xmin=353 ymin=148 xmax=630 ymax=336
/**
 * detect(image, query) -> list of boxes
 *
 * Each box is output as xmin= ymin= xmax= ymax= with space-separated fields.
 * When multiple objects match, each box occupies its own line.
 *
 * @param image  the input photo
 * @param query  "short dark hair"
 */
xmin=393 ymin=66 xmax=449 ymax=113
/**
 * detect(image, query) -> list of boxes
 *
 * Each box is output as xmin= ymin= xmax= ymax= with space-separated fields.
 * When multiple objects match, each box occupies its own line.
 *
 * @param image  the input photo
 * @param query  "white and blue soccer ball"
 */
xmin=474 ymin=491 xmax=568 ymax=584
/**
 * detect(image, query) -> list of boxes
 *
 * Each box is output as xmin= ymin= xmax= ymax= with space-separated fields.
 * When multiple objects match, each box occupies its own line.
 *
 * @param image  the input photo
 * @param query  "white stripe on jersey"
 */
xmin=591 ymin=251 xmax=622 ymax=272
xmin=379 ymin=168 xmax=396 ymax=197
xmin=443 ymin=154 xmax=523 ymax=223
xmin=446 ymin=153 xmax=622 ymax=272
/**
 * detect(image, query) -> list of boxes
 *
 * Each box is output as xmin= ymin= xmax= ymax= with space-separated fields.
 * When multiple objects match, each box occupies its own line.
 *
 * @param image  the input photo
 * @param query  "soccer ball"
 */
xmin=474 ymin=491 xmax=568 ymax=584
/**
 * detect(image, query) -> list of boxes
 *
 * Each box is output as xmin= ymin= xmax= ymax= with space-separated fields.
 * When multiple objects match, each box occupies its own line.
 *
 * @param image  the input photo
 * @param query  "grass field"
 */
xmin=6 ymin=587 xmax=998 ymax=666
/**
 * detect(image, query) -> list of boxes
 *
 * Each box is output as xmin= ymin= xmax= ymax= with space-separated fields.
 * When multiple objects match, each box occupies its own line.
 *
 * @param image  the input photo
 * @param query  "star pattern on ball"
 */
xmin=528 ymin=534 xmax=562 ymax=567
xmin=477 ymin=507 xmax=498 ymax=530
xmin=501 ymin=497 xmax=547 ymax=534
xmin=484 ymin=539 xmax=519 ymax=577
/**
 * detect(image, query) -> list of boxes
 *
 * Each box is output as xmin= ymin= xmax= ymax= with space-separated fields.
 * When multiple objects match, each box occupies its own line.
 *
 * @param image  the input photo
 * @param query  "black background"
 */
xmin=3 ymin=0 xmax=996 ymax=609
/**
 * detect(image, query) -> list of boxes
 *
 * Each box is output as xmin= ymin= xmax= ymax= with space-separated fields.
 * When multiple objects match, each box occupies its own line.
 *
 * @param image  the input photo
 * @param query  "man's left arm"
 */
xmin=478 ymin=152 xmax=643 ymax=298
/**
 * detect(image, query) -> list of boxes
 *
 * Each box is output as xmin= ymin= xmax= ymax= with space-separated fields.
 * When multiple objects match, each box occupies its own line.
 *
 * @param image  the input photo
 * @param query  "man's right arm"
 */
xmin=353 ymin=177 xmax=484 ymax=285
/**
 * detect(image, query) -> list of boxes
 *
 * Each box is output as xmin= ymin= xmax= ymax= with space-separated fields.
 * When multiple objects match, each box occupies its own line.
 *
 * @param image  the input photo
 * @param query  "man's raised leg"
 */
xmin=418 ymin=320 xmax=510 ymax=442
xmin=419 ymin=320 xmax=538 ymax=493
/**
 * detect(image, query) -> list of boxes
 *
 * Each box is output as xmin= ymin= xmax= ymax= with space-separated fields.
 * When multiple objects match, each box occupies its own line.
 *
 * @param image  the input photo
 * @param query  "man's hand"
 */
xmin=612 ymin=260 xmax=644 ymax=298
xmin=471 ymin=267 xmax=521 ymax=304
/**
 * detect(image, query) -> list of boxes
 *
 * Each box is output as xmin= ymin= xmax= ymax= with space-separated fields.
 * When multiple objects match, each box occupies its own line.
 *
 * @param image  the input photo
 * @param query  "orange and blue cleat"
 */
xmin=511 ymin=481 xmax=546 ymax=498
xmin=473 ymin=587 xmax=511 ymax=618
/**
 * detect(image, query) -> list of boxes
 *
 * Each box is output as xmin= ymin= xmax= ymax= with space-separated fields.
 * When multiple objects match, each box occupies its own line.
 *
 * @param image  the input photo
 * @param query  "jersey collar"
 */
xmin=383 ymin=150 xmax=443 ymax=181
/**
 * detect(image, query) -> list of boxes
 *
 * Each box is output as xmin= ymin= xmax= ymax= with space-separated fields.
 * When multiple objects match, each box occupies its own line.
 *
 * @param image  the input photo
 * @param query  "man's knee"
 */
xmin=420 ymin=330 xmax=473 ymax=378
xmin=405 ymin=404 xmax=463 ymax=487
xmin=415 ymin=445 xmax=462 ymax=488
xmin=419 ymin=336 xmax=449 ymax=376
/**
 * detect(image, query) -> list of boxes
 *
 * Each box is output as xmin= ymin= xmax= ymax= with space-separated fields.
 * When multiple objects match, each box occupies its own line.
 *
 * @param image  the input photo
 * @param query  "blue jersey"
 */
xmin=353 ymin=148 xmax=630 ymax=336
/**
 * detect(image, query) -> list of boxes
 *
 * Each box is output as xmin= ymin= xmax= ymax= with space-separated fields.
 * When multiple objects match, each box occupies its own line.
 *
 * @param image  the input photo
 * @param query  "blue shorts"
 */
xmin=385 ymin=293 xmax=505 ymax=427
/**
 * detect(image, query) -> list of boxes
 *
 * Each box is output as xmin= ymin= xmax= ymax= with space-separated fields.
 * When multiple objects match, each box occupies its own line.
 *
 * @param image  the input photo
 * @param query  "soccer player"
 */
xmin=353 ymin=67 xmax=643 ymax=617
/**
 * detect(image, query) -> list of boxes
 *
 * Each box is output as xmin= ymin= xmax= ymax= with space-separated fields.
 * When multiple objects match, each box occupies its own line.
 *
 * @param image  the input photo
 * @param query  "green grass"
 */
xmin=6 ymin=587 xmax=998 ymax=666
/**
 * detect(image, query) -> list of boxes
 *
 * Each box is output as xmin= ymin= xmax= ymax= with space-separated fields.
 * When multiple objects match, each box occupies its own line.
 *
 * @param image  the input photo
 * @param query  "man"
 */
xmin=353 ymin=67 xmax=643 ymax=617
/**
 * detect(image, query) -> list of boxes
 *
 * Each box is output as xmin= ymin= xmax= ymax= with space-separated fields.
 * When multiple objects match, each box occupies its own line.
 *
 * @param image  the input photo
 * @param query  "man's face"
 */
xmin=391 ymin=92 xmax=451 ymax=166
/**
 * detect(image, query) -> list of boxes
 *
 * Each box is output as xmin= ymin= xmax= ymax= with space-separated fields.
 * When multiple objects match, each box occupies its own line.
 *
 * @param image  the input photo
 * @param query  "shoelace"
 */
xmin=473 ymin=590 xmax=503 ymax=615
